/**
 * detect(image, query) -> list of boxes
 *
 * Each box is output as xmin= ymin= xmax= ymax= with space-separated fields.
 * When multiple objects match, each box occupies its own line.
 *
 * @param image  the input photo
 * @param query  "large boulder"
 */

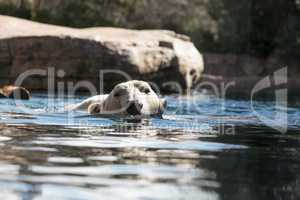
xmin=0 ymin=15 xmax=204 ymax=93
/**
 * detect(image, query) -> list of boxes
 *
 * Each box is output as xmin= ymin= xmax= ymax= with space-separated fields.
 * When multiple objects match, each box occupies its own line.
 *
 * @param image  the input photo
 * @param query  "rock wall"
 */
xmin=202 ymin=53 xmax=299 ymax=99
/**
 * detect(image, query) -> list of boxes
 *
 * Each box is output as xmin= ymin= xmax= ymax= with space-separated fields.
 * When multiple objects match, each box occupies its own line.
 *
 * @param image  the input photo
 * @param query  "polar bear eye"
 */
xmin=144 ymin=88 xmax=150 ymax=94
xmin=113 ymin=88 xmax=126 ymax=97
xmin=114 ymin=90 xmax=121 ymax=97
xmin=139 ymin=87 xmax=150 ymax=94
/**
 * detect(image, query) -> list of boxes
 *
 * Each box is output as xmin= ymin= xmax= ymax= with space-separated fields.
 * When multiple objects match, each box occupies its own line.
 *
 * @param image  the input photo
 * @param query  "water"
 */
xmin=0 ymin=93 xmax=300 ymax=200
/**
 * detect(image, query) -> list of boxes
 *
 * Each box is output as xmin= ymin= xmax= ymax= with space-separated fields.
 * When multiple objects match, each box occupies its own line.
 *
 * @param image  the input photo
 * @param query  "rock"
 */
xmin=0 ymin=93 xmax=6 ymax=98
xmin=0 ymin=85 xmax=30 ymax=100
xmin=202 ymin=53 xmax=299 ymax=100
xmin=0 ymin=15 xmax=204 ymax=93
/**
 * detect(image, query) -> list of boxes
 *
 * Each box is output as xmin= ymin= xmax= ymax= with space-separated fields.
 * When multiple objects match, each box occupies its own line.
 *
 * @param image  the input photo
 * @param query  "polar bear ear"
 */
xmin=88 ymin=103 xmax=103 ymax=114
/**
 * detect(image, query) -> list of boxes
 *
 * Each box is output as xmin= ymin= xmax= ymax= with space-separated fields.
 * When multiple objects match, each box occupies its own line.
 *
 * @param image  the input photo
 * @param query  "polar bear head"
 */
xmin=88 ymin=80 xmax=167 ymax=117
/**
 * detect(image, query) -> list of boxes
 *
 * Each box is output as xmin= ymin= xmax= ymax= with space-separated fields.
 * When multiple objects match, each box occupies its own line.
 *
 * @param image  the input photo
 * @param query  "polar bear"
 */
xmin=69 ymin=80 xmax=167 ymax=117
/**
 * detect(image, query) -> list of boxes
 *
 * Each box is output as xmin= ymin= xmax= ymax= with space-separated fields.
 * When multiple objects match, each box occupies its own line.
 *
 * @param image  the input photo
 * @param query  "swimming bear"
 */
xmin=68 ymin=80 xmax=167 ymax=117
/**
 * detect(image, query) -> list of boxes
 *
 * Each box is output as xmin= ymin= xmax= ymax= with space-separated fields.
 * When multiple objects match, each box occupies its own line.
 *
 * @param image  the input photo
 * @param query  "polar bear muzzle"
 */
xmin=126 ymin=101 xmax=143 ymax=115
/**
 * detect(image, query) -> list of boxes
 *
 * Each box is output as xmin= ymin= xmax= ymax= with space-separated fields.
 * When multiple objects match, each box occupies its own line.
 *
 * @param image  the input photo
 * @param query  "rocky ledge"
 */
xmin=0 ymin=15 xmax=204 ymax=93
xmin=202 ymin=53 xmax=299 ymax=101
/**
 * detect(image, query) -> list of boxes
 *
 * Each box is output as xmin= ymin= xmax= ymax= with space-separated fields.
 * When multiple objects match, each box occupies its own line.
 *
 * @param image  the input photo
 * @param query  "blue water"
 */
xmin=0 ymin=93 xmax=300 ymax=200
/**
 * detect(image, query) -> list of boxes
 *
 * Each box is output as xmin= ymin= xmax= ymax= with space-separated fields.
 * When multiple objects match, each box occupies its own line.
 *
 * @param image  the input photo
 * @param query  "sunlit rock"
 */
xmin=0 ymin=15 xmax=204 ymax=93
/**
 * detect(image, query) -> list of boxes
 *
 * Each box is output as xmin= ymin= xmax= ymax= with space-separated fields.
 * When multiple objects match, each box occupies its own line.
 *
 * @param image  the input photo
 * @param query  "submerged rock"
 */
xmin=0 ymin=15 xmax=204 ymax=93
xmin=0 ymin=85 xmax=30 ymax=100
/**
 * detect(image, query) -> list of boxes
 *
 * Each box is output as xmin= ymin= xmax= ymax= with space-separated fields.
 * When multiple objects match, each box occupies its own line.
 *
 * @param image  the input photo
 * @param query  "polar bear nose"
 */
xmin=126 ymin=101 xmax=143 ymax=115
